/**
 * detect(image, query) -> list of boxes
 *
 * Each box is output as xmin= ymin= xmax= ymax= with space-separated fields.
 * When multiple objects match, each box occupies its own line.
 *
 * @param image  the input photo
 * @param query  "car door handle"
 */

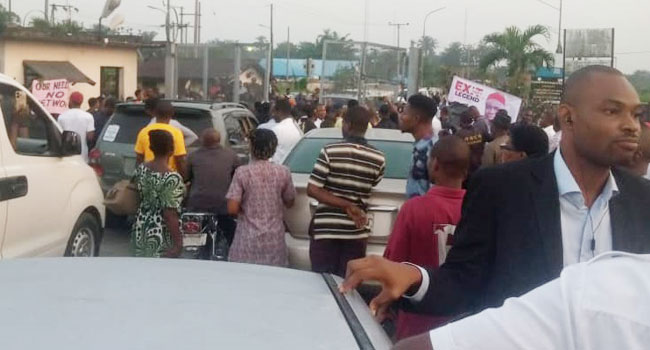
xmin=0 ymin=176 xmax=28 ymax=201
xmin=367 ymin=205 xmax=398 ymax=213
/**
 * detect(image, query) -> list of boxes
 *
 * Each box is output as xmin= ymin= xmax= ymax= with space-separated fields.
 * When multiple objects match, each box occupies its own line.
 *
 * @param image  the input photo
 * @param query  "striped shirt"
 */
xmin=308 ymin=136 xmax=386 ymax=240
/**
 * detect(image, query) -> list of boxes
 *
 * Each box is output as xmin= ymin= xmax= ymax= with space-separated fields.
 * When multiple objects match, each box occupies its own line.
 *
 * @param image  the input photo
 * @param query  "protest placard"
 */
xmin=447 ymin=76 xmax=522 ymax=122
xmin=31 ymin=79 xmax=71 ymax=114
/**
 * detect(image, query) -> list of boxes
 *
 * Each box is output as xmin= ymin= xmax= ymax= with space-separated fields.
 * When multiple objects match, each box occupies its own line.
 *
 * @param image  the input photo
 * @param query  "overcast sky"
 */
xmin=9 ymin=0 xmax=650 ymax=73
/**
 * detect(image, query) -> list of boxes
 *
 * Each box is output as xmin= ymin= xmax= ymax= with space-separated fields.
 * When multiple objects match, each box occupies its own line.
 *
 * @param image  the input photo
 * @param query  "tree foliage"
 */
xmin=0 ymin=5 xmax=19 ymax=33
xmin=479 ymin=25 xmax=554 ymax=95
xmin=627 ymin=70 xmax=650 ymax=103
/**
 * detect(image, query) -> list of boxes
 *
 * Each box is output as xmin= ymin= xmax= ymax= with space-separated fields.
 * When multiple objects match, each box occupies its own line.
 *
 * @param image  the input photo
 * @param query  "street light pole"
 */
xmin=420 ymin=7 xmax=446 ymax=88
xmin=389 ymin=22 xmax=409 ymax=80
xmin=556 ymin=0 xmax=563 ymax=54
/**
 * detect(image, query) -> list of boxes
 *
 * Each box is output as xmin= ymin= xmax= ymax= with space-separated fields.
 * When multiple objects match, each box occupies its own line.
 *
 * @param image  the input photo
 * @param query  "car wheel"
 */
xmin=65 ymin=213 xmax=101 ymax=257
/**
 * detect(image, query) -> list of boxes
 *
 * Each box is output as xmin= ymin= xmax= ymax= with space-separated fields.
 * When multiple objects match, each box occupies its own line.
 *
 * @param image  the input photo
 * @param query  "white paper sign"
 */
xmin=447 ymin=76 xmax=523 ymax=122
xmin=102 ymin=124 xmax=120 ymax=142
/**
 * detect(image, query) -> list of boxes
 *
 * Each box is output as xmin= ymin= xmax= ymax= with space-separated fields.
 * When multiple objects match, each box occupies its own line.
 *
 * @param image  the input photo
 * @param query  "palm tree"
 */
xmin=479 ymin=25 xmax=554 ymax=94
xmin=0 ymin=5 xmax=19 ymax=33
xmin=419 ymin=36 xmax=438 ymax=57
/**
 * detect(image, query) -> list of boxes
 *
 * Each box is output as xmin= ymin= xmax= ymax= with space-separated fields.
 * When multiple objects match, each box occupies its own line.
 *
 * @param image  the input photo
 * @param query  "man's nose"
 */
xmin=621 ymin=111 xmax=641 ymax=135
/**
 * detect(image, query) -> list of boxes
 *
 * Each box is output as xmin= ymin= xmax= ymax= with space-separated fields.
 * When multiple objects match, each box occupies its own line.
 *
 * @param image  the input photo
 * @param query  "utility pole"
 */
xmin=166 ymin=0 xmax=171 ymax=43
xmin=389 ymin=22 xmax=409 ymax=80
xmin=7 ymin=0 xmax=11 ymax=14
xmin=197 ymin=1 xmax=201 ymax=44
xmin=269 ymin=3 xmax=274 ymax=80
xmin=44 ymin=0 xmax=49 ymax=22
xmin=286 ymin=26 xmax=290 ymax=81
xmin=556 ymin=0 xmax=563 ymax=54
xmin=194 ymin=0 xmax=199 ymax=45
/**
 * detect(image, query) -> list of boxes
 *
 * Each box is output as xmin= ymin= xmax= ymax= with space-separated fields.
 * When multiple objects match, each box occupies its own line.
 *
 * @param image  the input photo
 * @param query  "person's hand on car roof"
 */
xmin=339 ymin=255 xmax=422 ymax=320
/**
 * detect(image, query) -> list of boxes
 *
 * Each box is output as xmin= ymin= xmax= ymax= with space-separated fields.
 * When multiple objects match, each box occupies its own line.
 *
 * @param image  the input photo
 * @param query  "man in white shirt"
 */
xmin=57 ymin=92 xmax=95 ymax=161
xmin=393 ymin=252 xmax=650 ymax=350
xmin=266 ymin=98 xmax=302 ymax=164
xmin=340 ymin=65 xmax=650 ymax=322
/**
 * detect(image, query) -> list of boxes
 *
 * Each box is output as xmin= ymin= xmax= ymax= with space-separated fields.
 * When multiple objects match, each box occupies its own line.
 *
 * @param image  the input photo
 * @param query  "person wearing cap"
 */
xmin=484 ymin=92 xmax=506 ymax=121
xmin=500 ymin=124 xmax=549 ymax=164
xmin=57 ymin=91 xmax=95 ymax=162
xmin=481 ymin=110 xmax=512 ymax=167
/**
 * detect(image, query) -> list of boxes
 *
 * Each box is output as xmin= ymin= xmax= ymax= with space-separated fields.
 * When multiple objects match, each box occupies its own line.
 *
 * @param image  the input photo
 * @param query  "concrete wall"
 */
xmin=0 ymin=40 xmax=138 ymax=109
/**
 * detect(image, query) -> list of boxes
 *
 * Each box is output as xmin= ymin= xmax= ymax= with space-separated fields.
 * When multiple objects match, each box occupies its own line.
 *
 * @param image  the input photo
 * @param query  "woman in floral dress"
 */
xmin=131 ymin=129 xmax=185 ymax=258
xmin=226 ymin=129 xmax=296 ymax=266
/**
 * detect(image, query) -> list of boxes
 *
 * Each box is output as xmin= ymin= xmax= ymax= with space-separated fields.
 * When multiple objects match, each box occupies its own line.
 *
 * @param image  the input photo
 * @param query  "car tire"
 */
xmin=65 ymin=213 xmax=101 ymax=257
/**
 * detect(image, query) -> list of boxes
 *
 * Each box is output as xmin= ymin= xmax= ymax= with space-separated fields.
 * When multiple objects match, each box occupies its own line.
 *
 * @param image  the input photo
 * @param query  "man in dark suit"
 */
xmin=340 ymin=65 xmax=650 ymax=327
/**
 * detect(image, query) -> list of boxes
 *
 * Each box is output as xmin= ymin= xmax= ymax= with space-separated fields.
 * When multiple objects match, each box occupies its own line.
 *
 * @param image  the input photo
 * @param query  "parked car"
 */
xmin=91 ymin=101 xmax=258 ymax=194
xmin=283 ymin=128 xmax=414 ymax=270
xmin=0 ymin=258 xmax=393 ymax=350
xmin=0 ymin=74 xmax=105 ymax=257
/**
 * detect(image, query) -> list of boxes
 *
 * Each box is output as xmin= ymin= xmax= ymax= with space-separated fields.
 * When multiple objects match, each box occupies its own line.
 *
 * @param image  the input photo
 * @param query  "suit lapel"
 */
xmin=610 ymin=169 xmax=640 ymax=252
xmin=530 ymin=154 xmax=563 ymax=276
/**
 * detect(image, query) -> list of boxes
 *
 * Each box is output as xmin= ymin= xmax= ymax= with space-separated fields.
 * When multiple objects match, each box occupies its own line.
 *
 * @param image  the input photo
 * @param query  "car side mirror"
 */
xmin=61 ymin=130 xmax=81 ymax=156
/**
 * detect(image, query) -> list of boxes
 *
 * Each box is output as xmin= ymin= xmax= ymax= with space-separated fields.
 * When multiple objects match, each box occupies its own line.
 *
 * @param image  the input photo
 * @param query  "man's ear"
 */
xmin=558 ymin=104 xmax=574 ymax=131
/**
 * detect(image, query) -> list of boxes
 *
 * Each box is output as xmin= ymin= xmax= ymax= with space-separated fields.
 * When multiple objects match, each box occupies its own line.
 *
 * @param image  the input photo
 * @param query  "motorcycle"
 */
xmin=180 ymin=212 xmax=229 ymax=261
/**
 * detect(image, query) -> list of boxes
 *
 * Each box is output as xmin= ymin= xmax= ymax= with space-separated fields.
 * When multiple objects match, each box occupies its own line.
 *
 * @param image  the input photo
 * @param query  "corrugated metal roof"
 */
xmin=23 ymin=60 xmax=96 ymax=85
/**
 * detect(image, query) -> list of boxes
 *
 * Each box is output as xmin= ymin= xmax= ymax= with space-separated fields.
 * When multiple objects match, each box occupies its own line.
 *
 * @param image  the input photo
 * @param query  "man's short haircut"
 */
xmin=347 ymin=99 xmax=360 ymax=109
xmin=430 ymin=135 xmax=471 ymax=179
xmin=510 ymin=124 xmax=549 ymax=158
xmin=103 ymin=97 xmax=117 ymax=109
xmin=154 ymin=100 xmax=174 ymax=118
xmin=408 ymin=94 xmax=437 ymax=121
xmin=148 ymin=129 xmax=174 ymax=157
xmin=274 ymin=98 xmax=292 ymax=114
xmin=440 ymin=106 xmax=449 ymax=115
xmin=562 ymin=65 xmax=624 ymax=104
xmin=493 ymin=110 xmax=512 ymax=131
xmin=144 ymin=97 xmax=160 ymax=112
xmin=344 ymin=106 xmax=372 ymax=133
xmin=88 ymin=97 xmax=97 ymax=107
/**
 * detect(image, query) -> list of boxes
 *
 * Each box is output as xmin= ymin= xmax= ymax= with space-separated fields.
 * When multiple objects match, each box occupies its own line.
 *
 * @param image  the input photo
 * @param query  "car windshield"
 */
xmin=284 ymin=138 xmax=412 ymax=179
xmin=104 ymin=106 xmax=212 ymax=144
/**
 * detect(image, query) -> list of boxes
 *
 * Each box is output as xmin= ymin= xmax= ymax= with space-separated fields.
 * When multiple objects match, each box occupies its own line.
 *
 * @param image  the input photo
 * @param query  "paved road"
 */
xmin=100 ymin=226 xmax=131 ymax=257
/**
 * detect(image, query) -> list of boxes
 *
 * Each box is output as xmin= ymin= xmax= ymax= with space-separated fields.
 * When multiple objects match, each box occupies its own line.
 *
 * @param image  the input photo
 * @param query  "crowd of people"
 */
xmin=53 ymin=64 xmax=650 ymax=349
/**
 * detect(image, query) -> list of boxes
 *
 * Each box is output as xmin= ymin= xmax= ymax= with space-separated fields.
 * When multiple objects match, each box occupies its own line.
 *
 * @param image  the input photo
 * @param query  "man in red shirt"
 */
xmin=384 ymin=135 xmax=470 ymax=340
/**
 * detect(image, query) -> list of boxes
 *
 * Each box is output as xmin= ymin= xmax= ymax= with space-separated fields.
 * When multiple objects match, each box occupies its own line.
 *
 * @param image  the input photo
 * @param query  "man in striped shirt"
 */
xmin=307 ymin=106 xmax=386 ymax=277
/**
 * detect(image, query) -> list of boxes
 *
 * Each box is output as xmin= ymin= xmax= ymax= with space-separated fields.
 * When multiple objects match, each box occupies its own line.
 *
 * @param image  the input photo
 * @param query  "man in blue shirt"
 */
xmin=399 ymin=95 xmax=438 ymax=198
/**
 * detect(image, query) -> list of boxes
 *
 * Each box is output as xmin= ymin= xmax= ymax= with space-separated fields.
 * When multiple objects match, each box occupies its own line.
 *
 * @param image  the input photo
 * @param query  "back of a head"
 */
xmin=344 ymin=106 xmax=372 ymax=134
xmin=201 ymin=128 xmax=221 ymax=148
xmin=408 ymin=94 xmax=437 ymax=121
xmin=154 ymin=100 xmax=174 ymax=120
xmin=103 ymin=97 xmax=117 ymax=109
xmin=347 ymin=99 xmax=360 ymax=109
xmin=431 ymin=135 xmax=471 ymax=179
xmin=144 ymin=97 xmax=160 ymax=114
xmin=510 ymin=124 xmax=549 ymax=158
xmin=562 ymin=65 xmax=624 ymax=105
xmin=250 ymin=128 xmax=278 ymax=161
xmin=148 ymin=129 xmax=174 ymax=158
xmin=493 ymin=109 xmax=512 ymax=131
xmin=275 ymin=98 xmax=292 ymax=115
xmin=379 ymin=104 xmax=390 ymax=116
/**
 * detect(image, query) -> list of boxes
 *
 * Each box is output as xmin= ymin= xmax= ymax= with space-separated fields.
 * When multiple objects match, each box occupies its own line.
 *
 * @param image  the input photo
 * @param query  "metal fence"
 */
xmin=137 ymin=42 xmax=271 ymax=106
xmin=320 ymin=40 xmax=406 ymax=103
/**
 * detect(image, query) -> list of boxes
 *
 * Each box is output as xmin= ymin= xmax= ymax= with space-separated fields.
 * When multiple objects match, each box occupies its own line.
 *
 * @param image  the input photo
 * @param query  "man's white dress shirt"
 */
xmin=429 ymin=252 xmax=650 ymax=350
xmin=269 ymin=118 xmax=302 ymax=164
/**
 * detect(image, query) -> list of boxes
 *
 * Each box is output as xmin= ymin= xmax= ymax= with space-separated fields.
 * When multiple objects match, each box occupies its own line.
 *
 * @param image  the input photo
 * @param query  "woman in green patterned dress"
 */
xmin=131 ymin=129 xmax=185 ymax=258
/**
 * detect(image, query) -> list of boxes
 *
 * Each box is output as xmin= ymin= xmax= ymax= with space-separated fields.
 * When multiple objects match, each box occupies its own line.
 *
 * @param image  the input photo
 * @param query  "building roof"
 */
xmin=263 ymin=58 xmax=357 ymax=78
xmin=0 ymin=27 xmax=161 ymax=49
xmin=24 ymin=61 xmax=96 ymax=85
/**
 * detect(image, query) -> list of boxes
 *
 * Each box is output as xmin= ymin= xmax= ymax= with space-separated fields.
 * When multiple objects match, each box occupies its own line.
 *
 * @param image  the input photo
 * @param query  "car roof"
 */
xmin=116 ymin=101 xmax=248 ymax=112
xmin=0 ymin=258 xmax=390 ymax=350
xmin=304 ymin=127 xmax=415 ymax=142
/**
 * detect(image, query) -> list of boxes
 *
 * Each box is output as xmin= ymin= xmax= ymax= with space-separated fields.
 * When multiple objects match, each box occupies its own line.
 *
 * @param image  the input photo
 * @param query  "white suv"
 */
xmin=0 ymin=74 xmax=105 ymax=258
